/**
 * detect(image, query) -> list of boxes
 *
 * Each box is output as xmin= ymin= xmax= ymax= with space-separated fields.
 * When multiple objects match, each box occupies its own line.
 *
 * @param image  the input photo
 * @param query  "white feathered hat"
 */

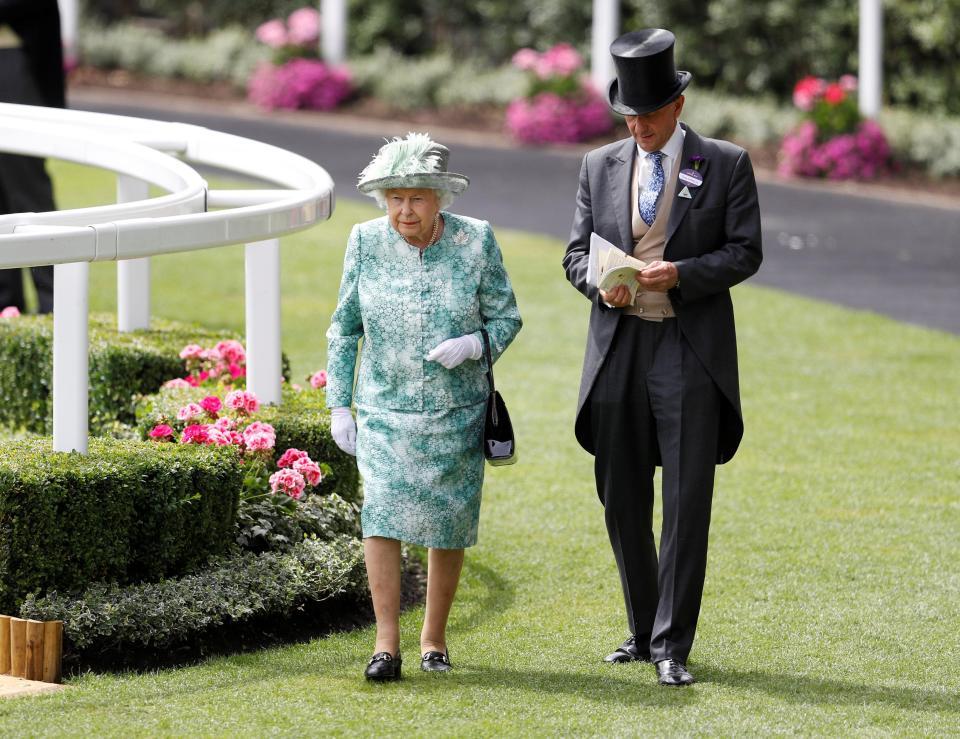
xmin=357 ymin=132 xmax=469 ymax=197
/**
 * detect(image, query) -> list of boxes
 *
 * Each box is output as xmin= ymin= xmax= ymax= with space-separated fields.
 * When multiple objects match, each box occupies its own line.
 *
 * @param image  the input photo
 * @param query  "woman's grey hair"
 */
xmin=372 ymin=188 xmax=456 ymax=211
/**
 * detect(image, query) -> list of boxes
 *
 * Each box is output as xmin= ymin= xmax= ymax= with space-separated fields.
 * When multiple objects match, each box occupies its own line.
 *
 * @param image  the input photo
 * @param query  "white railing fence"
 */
xmin=0 ymin=103 xmax=336 ymax=453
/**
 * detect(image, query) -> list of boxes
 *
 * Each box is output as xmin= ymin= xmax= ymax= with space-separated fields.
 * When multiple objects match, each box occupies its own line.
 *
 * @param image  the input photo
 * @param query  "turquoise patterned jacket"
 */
xmin=326 ymin=212 xmax=522 ymax=411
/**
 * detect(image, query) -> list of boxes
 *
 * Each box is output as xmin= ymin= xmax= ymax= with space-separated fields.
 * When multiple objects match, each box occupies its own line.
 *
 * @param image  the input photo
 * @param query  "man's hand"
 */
xmin=636 ymin=260 xmax=679 ymax=293
xmin=599 ymin=284 xmax=633 ymax=308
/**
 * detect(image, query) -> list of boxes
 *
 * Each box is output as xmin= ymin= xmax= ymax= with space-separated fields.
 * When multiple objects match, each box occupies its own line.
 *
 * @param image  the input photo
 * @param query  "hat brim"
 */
xmin=357 ymin=171 xmax=470 ymax=196
xmin=607 ymin=71 xmax=692 ymax=116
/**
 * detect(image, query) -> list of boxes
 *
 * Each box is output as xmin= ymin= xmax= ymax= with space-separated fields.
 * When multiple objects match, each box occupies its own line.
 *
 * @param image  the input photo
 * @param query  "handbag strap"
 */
xmin=480 ymin=328 xmax=495 ymax=394
xmin=480 ymin=328 xmax=498 ymax=425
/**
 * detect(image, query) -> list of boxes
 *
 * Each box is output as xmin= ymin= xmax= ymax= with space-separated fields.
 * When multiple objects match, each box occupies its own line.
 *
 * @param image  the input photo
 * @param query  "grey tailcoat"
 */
xmin=562 ymin=124 xmax=763 ymax=463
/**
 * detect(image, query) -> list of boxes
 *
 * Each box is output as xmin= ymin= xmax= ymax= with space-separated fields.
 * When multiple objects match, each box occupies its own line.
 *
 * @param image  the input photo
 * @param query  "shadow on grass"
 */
xmin=701 ymin=665 xmax=960 ymax=716
xmin=448 ymin=560 xmax=517 ymax=638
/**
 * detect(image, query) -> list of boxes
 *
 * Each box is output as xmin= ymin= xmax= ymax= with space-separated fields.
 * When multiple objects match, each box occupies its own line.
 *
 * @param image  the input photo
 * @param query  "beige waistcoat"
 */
xmin=625 ymin=152 xmax=680 ymax=320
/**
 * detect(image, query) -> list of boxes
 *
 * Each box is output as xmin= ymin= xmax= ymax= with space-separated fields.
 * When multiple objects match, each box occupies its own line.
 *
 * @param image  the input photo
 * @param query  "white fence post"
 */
xmin=591 ymin=0 xmax=619 ymax=93
xmin=116 ymin=175 xmax=151 ymax=331
xmin=858 ymin=0 xmax=883 ymax=118
xmin=53 ymin=261 xmax=89 ymax=453
xmin=245 ymin=239 xmax=282 ymax=406
xmin=321 ymin=0 xmax=346 ymax=64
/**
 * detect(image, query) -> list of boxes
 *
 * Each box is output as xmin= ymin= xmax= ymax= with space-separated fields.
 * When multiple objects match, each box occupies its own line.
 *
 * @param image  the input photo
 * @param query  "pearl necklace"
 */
xmin=402 ymin=213 xmax=442 ymax=249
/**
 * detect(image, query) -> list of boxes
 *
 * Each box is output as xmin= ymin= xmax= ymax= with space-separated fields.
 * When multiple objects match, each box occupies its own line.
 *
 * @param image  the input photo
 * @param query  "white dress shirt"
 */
xmin=635 ymin=122 xmax=686 ymax=206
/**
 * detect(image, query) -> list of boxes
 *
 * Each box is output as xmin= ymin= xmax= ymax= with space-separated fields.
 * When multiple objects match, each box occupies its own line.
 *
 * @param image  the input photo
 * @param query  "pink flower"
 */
xmin=149 ymin=424 xmax=174 ymax=440
xmin=243 ymin=421 xmax=276 ymax=451
xmin=277 ymin=448 xmax=308 ymax=468
xmin=206 ymin=427 xmax=235 ymax=446
xmin=823 ymin=83 xmax=846 ymax=105
xmin=269 ymin=468 xmax=306 ymax=499
xmin=200 ymin=348 xmax=220 ymax=363
xmin=181 ymin=424 xmax=210 ymax=445
xmin=179 ymin=344 xmax=204 ymax=360
xmin=176 ymin=403 xmax=204 ymax=421
xmin=543 ymin=43 xmax=582 ymax=77
xmin=287 ymin=7 xmax=321 ymax=46
xmin=213 ymin=416 xmax=236 ymax=431
xmin=185 ymin=375 xmax=200 ymax=388
xmin=792 ymin=76 xmax=824 ymax=112
xmin=293 ymin=457 xmax=322 ymax=486
xmin=215 ymin=340 xmax=246 ymax=365
xmin=255 ymin=19 xmax=288 ymax=48
xmin=226 ymin=390 xmax=260 ymax=415
xmin=228 ymin=363 xmax=245 ymax=379
xmin=200 ymin=396 xmax=222 ymax=415
xmin=309 ymin=370 xmax=328 ymax=389
xmin=839 ymin=74 xmax=858 ymax=92
xmin=1 ymin=306 xmax=21 ymax=318
xmin=511 ymin=48 xmax=539 ymax=71
xmin=505 ymin=88 xmax=612 ymax=144
xmin=198 ymin=370 xmax=211 ymax=383
xmin=163 ymin=378 xmax=192 ymax=389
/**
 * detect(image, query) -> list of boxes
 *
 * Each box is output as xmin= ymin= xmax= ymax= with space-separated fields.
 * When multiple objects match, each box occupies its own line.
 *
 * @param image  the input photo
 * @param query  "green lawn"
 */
xmin=1 ymin=161 xmax=958 ymax=735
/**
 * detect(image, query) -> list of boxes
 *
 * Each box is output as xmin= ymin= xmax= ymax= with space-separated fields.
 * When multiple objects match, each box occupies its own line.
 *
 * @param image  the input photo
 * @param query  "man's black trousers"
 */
xmin=589 ymin=316 xmax=721 ymax=664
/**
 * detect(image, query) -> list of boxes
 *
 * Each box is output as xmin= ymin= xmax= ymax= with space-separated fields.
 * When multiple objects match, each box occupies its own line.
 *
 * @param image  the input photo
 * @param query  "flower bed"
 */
xmin=778 ymin=75 xmax=893 ymax=180
xmin=505 ymin=44 xmax=613 ymax=144
xmin=247 ymin=6 xmax=352 ymax=111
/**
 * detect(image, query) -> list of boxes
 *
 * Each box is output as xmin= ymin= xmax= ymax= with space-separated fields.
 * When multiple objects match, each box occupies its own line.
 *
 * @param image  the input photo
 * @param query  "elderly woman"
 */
xmin=326 ymin=133 xmax=522 ymax=681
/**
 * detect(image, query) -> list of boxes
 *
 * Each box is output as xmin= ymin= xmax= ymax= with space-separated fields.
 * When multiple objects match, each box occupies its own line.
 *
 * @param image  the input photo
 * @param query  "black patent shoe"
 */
xmin=420 ymin=650 xmax=452 ymax=672
xmin=655 ymin=658 xmax=694 ymax=686
xmin=364 ymin=651 xmax=402 ymax=681
xmin=604 ymin=635 xmax=651 ymax=664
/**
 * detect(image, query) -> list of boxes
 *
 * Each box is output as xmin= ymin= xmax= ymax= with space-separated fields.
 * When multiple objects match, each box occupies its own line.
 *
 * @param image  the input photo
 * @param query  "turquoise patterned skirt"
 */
xmin=355 ymin=401 xmax=486 ymax=549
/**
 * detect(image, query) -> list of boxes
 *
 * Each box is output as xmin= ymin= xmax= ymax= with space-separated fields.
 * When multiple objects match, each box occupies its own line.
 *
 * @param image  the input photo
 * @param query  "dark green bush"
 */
xmin=135 ymin=385 xmax=360 ymax=504
xmin=0 ymin=438 xmax=242 ymax=613
xmin=236 ymin=493 xmax=362 ymax=553
xmin=19 ymin=534 xmax=366 ymax=651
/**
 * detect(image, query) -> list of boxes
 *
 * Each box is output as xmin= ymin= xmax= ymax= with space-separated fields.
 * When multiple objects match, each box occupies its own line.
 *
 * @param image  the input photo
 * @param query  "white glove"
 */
xmin=330 ymin=406 xmax=357 ymax=456
xmin=426 ymin=334 xmax=482 ymax=369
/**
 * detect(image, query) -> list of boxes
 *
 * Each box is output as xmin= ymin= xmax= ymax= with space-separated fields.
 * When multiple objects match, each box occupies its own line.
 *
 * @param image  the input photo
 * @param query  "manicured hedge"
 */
xmin=19 ymin=534 xmax=367 ymax=652
xmin=0 ymin=438 xmax=242 ymax=613
xmin=0 ymin=313 xmax=287 ymax=436
xmin=136 ymin=385 xmax=361 ymax=504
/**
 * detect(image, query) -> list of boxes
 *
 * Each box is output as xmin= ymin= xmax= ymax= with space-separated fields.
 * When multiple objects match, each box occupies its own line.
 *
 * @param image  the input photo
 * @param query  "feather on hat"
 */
xmin=357 ymin=132 xmax=469 ymax=197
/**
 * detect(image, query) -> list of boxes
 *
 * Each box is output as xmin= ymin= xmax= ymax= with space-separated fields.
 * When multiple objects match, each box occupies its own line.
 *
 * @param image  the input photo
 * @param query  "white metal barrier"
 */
xmin=0 ymin=103 xmax=336 ymax=453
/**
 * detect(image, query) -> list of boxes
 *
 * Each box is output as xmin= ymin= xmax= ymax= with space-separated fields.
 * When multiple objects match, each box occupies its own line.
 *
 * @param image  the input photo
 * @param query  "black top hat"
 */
xmin=607 ymin=29 xmax=692 ymax=116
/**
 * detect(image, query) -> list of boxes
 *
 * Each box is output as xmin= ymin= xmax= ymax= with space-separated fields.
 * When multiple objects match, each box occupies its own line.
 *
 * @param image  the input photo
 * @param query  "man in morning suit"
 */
xmin=0 ymin=0 xmax=65 ymax=313
xmin=562 ymin=28 xmax=762 ymax=686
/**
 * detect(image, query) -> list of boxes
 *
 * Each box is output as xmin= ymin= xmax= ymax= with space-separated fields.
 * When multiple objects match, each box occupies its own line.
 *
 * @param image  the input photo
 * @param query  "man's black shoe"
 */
xmin=655 ymin=658 xmax=694 ymax=686
xmin=603 ymin=635 xmax=650 ymax=663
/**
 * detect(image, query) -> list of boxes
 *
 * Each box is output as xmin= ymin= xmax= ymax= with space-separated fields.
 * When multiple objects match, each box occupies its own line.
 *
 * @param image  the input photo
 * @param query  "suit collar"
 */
xmin=604 ymin=138 xmax=637 ymax=253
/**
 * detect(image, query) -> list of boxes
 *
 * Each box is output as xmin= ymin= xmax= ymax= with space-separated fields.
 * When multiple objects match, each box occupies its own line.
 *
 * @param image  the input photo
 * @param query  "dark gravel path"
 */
xmin=72 ymin=95 xmax=960 ymax=335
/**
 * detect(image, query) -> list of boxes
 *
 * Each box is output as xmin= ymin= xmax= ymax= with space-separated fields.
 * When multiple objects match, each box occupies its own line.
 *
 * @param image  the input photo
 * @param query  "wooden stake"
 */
xmin=9 ymin=618 xmax=26 ymax=678
xmin=25 ymin=620 xmax=45 ymax=681
xmin=42 ymin=621 xmax=63 ymax=684
xmin=0 ymin=615 xmax=10 ymax=674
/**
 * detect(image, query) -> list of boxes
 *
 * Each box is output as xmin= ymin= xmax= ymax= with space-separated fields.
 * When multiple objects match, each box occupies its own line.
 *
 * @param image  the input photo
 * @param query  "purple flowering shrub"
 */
xmin=248 ymin=60 xmax=352 ymax=111
xmin=505 ymin=44 xmax=613 ymax=145
xmin=778 ymin=75 xmax=892 ymax=180
xmin=247 ymin=6 xmax=352 ymax=111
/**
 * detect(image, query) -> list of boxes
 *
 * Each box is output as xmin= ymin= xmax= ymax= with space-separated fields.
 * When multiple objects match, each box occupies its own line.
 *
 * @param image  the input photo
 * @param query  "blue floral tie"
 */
xmin=638 ymin=151 xmax=664 ymax=227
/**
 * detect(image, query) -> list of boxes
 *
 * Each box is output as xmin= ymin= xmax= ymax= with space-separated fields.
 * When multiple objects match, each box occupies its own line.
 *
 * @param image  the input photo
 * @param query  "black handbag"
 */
xmin=480 ymin=329 xmax=516 ymax=466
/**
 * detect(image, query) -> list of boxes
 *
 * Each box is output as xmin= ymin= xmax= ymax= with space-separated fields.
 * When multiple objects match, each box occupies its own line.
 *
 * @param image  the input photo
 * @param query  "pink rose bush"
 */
xmin=167 ymin=340 xmax=247 ymax=390
xmin=1 ymin=306 xmax=20 ymax=318
xmin=779 ymin=75 xmax=892 ymax=180
xmin=248 ymin=7 xmax=352 ymax=112
xmin=148 ymin=388 xmax=326 ymax=505
xmin=506 ymin=44 xmax=613 ymax=145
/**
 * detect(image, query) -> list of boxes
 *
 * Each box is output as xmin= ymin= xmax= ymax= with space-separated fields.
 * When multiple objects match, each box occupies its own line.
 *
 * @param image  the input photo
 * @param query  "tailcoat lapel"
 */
xmin=604 ymin=139 xmax=637 ymax=254
xmin=667 ymin=125 xmax=706 ymax=243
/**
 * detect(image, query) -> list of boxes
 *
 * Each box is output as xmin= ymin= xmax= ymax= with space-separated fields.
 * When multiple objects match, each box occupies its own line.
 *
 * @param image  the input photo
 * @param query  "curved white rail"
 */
xmin=0 ymin=103 xmax=337 ymax=452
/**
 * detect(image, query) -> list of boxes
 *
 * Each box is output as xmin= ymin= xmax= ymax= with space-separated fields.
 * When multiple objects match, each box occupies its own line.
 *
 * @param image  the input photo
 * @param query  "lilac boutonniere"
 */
xmin=690 ymin=155 xmax=706 ymax=171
